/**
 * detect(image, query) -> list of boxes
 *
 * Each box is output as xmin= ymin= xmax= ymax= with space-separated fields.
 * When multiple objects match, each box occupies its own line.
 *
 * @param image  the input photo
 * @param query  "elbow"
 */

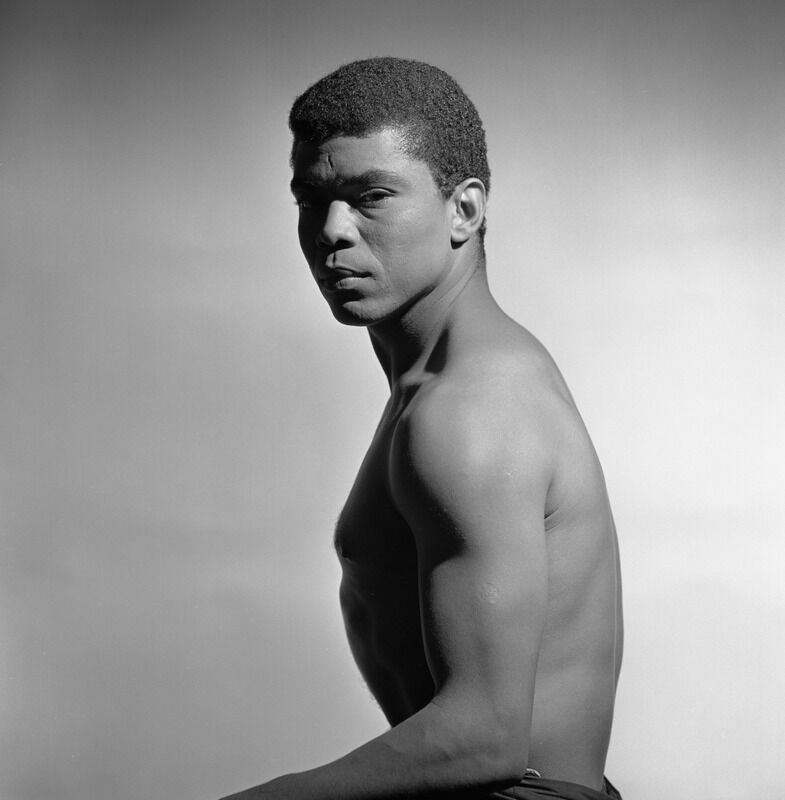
xmin=479 ymin=719 xmax=530 ymax=785
xmin=443 ymin=707 xmax=530 ymax=787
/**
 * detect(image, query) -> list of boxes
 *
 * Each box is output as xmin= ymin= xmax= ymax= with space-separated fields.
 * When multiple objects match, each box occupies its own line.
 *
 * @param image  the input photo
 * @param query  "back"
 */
xmin=523 ymin=334 xmax=623 ymax=786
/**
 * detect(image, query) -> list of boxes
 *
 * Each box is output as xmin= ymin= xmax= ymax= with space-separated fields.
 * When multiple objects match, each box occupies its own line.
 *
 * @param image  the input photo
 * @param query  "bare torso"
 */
xmin=336 ymin=315 xmax=623 ymax=790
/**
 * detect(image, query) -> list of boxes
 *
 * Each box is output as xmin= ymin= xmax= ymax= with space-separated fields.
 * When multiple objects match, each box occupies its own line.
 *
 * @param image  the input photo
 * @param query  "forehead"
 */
xmin=291 ymin=128 xmax=435 ymax=189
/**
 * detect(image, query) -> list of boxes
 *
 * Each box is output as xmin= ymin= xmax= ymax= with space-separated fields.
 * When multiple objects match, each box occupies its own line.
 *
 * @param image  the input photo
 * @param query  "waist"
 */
xmin=488 ymin=771 xmax=622 ymax=799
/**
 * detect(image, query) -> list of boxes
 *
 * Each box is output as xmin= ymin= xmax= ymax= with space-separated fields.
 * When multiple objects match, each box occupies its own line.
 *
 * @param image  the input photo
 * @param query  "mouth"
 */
xmin=318 ymin=267 xmax=370 ymax=291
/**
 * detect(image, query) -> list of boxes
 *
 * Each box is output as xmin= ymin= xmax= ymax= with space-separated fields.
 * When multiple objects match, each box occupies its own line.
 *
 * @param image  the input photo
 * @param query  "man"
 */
xmin=223 ymin=57 xmax=623 ymax=800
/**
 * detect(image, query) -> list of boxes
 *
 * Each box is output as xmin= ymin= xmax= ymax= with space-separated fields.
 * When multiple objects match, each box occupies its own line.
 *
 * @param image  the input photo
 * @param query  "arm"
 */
xmin=221 ymin=383 xmax=552 ymax=800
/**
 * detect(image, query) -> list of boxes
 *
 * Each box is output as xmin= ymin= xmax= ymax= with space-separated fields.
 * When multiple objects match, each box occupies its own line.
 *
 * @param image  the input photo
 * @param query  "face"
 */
xmin=291 ymin=128 xmax=455 ymax=327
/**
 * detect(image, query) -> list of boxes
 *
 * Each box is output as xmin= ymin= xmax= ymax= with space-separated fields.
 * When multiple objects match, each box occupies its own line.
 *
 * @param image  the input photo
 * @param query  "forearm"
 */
xmin=220 ymin=699 xmax=526 ymax=800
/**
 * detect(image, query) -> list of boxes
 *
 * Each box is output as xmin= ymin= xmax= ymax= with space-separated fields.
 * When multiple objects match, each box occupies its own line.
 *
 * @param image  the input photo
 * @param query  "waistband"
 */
xmin=489 ymin=773 xmax=622 ymax=800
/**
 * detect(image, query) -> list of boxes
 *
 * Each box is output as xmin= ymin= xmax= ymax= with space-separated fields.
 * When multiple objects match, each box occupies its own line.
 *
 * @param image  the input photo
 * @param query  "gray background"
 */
xmin=2 ymin=1 xmax=784 ymax=798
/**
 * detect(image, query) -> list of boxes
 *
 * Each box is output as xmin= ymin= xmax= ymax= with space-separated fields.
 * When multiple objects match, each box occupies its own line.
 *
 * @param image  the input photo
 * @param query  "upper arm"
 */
xmin=389 ymin=380 xmax=554 ymax=736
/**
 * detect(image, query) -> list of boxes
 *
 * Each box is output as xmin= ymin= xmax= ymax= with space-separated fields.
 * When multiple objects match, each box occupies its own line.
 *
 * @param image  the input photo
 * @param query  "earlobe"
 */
xmin=450 ymin=178 xmax=487 ymax=244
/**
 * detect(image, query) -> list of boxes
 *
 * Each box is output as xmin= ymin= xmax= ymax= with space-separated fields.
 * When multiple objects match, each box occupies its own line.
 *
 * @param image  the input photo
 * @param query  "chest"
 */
xmin=333 ymin=424 xmax=417 ymax=574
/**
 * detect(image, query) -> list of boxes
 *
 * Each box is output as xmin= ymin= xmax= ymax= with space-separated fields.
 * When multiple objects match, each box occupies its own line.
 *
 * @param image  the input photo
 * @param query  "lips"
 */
xmin=317 ymin=266 xmax=370 ymax=290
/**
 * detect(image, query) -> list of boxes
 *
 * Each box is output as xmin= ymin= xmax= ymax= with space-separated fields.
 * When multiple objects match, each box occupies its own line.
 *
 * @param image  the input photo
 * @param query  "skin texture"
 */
xmin=221 ymin=128 xmax=622 ymax=799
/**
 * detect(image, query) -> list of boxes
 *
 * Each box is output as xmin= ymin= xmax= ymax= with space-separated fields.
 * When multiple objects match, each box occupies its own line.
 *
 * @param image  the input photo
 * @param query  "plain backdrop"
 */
xmin=2 ymin=2 xmax=784 ymax=798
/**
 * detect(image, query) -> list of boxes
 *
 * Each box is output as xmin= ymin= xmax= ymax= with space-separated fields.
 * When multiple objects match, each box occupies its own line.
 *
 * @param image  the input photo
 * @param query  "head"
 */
xmin=289 ymin=57 xmax=490 ymax=240
xmin=289 ymin=59 xmax=490 ymax=329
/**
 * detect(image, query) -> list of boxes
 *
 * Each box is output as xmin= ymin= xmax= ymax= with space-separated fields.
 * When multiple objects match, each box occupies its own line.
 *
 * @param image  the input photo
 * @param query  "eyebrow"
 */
xmin=290 ymin=169 xmax=405 ymax=194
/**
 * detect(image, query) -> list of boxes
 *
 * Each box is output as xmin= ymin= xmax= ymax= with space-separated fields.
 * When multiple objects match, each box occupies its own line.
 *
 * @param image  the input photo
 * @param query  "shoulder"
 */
xmin=389 ymin=345 xmax=568 ymax=526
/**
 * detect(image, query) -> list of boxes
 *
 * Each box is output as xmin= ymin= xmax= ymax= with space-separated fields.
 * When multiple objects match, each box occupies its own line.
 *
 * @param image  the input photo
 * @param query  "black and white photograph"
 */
xmin=2 ymin=2 xmax=783 ymax=799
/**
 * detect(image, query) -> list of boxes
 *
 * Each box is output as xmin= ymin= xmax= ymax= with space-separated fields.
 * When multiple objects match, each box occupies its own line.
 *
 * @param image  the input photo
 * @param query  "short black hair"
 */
xmin=288 ymin=57 xmax=490 ymax=201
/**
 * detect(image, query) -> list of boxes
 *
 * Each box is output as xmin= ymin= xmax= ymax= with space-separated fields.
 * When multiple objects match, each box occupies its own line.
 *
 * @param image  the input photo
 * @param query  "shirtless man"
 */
xmin=221 ymin=57 xmax=623 ymax=800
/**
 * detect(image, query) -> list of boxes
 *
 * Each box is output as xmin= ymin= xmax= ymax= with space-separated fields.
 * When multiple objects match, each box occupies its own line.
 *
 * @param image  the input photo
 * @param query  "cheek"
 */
xmin=394 ymin=210 xmax=450 ymax=266
xmin=372 ymin=205 xmax=447 ymax=256
xmin=297 ymin=217 xmax=317 ymax=262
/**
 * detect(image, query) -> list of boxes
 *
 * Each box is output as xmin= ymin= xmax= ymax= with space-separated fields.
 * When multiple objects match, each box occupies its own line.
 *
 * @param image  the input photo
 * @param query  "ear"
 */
xmin=449 ymin=178 xmax=487 ymax=245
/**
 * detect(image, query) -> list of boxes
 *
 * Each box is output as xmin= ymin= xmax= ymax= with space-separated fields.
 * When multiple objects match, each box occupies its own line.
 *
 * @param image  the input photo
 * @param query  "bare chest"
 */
xmin=333 ymin=423 xmax=417 ymax=576
xmin=334 ymin=421 xmax=433 ymax=719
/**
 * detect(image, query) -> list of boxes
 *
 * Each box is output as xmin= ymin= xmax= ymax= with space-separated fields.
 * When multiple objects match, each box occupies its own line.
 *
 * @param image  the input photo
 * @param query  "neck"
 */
xmin=368 ymin=260 xmax=492 ymax=388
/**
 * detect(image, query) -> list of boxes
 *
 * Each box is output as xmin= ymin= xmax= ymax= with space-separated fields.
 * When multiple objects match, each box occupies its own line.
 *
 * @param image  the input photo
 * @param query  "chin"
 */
xmin=327 ymin=298 xmax=387 ymax=327
xmin=331 ymin=312 xmax=373 ymax=328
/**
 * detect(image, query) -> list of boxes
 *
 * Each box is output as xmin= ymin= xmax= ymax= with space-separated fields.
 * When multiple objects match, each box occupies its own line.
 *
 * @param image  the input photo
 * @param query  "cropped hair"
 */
xmin=288 ymin=57 xmax=490 ymax=201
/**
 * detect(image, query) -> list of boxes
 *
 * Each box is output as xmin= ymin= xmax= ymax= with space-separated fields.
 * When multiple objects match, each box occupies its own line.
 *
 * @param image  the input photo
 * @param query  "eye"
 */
xmin=357 ymin=189 xmax=392 ymax=207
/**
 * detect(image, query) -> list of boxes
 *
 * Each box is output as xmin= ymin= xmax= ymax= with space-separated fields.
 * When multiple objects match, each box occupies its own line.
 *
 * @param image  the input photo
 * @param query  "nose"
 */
xmin=315 ymin=200 xmax=357 ymax=249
